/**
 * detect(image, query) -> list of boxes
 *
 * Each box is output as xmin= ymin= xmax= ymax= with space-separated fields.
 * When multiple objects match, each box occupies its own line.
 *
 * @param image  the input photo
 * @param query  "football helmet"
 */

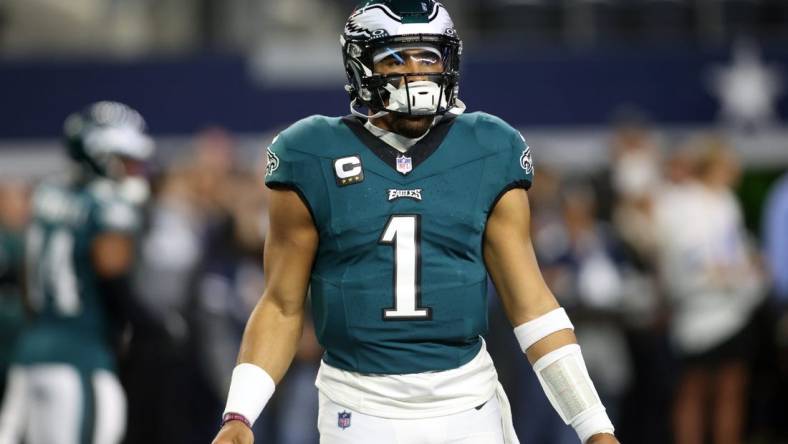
xmin=341 ymin=0 xmax=463 ymax=118
xmin=63 ymin=101 xmax=154 ymax=181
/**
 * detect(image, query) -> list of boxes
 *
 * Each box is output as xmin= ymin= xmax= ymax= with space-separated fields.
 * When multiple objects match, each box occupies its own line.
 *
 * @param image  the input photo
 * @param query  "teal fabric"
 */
xmin=266 ymin=113 xmax=533 ymax=374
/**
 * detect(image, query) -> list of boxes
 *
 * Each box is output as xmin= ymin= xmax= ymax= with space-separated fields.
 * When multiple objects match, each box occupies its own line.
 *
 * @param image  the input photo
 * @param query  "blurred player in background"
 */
xmin=0 ymin=183 xmax=29 ymax=400
xmin=213 ymin=1 xmax=619 ymax=444
xmin=0 ymin=101 xmax=154 ymax=444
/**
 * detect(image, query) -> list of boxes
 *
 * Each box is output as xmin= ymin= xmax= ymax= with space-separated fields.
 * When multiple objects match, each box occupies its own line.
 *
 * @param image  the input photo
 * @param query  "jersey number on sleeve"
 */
xmin=26 ymin=224 xmax=81 ymax=316
xmin=379 ymin=215 xmax=431 ymax=320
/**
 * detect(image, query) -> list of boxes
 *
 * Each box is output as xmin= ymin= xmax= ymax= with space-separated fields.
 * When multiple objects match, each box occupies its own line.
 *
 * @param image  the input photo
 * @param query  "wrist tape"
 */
xmin=513 ymin=307 xmax=574 ymax=353
xmin=222 ymin=363 xmax=276 ymax=427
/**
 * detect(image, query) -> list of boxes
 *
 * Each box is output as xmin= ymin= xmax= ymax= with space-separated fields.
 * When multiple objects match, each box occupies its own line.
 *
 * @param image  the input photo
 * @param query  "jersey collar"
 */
xmin=341 ymin=114 xmax=456 ymax=176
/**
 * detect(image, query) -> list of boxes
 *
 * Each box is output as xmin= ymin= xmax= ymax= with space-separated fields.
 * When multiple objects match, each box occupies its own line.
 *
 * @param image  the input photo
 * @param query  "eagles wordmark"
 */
xmin=387 ymin=189 xmax=423 ymax=201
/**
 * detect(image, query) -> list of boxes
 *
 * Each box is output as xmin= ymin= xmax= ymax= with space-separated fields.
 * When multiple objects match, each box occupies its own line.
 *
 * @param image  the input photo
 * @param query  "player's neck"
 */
xmin=364 ymin=119 xmax=428 ymax=153
xmin=369 ymin=114 xmax=437 ymax=137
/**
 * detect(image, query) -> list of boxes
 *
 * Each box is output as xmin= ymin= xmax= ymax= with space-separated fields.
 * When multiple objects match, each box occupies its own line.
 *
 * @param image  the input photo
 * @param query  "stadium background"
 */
xmin=1 ymin=1 xmax=788 ymax=443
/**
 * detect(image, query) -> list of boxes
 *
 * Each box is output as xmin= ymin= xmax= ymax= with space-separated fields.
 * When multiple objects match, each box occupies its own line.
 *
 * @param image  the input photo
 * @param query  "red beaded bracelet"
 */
xmin=221 ymin=412 xmax=252 ymax=429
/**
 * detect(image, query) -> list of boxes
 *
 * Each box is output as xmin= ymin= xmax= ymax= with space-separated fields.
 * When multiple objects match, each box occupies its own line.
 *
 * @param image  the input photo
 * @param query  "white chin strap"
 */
xmin=383 ymin=80 xmax=447 ymax=115
xmin=349 ymin=85 xmax=465 ymax=120
xmin=351 ymin=99 xmax=389 ymax=119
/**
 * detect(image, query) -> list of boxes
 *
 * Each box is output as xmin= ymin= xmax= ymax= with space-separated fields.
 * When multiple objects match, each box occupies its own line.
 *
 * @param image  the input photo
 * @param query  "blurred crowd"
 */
xmin=2 ymin=0 xmax=788 ymax=56
xmin=1 ymin=119 xmax=788 ymax=444
xmin=496 ymin=121 xmax=788 ymax=444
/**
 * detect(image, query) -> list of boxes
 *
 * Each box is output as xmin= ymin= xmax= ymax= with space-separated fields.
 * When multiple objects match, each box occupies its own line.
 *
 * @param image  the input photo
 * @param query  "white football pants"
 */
xmin=0 ymin=364 xmax=126 ymax=444
xmin=318 ymin=393 xmax=510 ymax=444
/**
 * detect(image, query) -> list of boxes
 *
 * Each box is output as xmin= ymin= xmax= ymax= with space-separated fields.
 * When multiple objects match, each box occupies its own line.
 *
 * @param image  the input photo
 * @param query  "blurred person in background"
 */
xmin=190 ymin=173 xmax=267 ymax=424
xmin=124 ymin=127 xmax=238 ymax=443
xmin=764 ymin=172 xmax=788 ymax=306
xmin=653 ymin=135 xmax=766 ymax=444
xmin=606 ymin=115 xmax=674 ymax=444
xmin=0 ymin=101 xmax=154 ymax=444
xmin=0 ymin=183 xmax=29 ymax=400
xmin=122 ymin=166 xmax=200 ymax=444
xmin=609 ymin=112 xmax=663 ymax=270
xmin=762 ymin=170 xmax=788 ymax=441
xmin=188 ymin=161 xmax=271 ymax=442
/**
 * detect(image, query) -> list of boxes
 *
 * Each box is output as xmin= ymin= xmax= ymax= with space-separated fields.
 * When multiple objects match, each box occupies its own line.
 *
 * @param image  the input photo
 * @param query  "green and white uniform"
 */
xmin=265 ymin=112 xmax=533 ymax=436
xmin=0 ymin=229 xmax=26 ymax=396
xmin=0 ymin=179 xmax=138 ymax=444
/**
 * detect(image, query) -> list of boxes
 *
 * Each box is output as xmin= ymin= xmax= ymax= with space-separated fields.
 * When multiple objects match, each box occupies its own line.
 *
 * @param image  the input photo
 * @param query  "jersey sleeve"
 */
xmin=263 ymin=132 xmax=327 ymax=224
xmin=265 ymin=134 xmax=298 ymax=189
xmin=503 ymin=129 xmax=534 ymax=191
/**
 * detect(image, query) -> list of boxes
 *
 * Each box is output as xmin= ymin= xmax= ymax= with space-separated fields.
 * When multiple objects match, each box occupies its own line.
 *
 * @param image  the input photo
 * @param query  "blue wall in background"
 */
xmin=1 ymin=47 xmax=786 ymax=138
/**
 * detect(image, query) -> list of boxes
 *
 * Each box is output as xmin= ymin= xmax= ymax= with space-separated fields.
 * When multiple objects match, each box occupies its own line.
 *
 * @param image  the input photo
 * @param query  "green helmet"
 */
xmin=63 ymin=101 xmax=154 ymax=180
xmin=341 ymin=0 xmax=462 ymax=118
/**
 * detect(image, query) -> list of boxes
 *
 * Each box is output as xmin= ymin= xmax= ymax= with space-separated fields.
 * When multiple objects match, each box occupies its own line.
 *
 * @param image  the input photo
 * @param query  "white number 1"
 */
xmin=379 ymin=215 xmax=431 ymax=320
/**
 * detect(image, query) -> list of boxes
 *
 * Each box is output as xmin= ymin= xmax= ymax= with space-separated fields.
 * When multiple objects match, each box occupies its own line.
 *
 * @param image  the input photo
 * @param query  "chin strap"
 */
xmin=445 ymin=98 xmax=466 ymax=117
xmin=349 ymin=98 xmax=466 ymax=120
xmin=350 ymin=98 xmax=388 ymax=120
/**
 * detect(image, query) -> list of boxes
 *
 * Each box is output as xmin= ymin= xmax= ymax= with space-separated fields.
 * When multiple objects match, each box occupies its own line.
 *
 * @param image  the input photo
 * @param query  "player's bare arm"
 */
xmin=213 ymin=188 xmax=318 ymax=444
xmin=236 ymin=188 xmax=318 ymax=381
xmin=92 ymin=233 xmax=135 ymax=278
xmin=484 ymin=189 xmax=574 ymax=356
xmin=485 ymin=188 xmax=619 ymax=444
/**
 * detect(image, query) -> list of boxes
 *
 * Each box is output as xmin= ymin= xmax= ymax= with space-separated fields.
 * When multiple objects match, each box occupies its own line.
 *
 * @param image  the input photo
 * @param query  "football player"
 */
xmin=213 ymin=1 xmax=619 ymax=443
xmin=0 ymin=101 xmax=154 ymax=444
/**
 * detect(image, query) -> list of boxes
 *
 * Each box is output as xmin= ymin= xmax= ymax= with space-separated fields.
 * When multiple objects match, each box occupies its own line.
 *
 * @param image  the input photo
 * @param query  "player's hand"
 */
xmin=587 ymin=433 xmax=619 ymax=444
xmin=211 ymin=420 xmax=253 ymax=444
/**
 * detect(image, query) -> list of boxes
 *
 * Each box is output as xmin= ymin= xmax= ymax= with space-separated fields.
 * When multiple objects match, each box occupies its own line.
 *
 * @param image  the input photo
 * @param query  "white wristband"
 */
xmin=532 ymin=344 xmax=615 ymax=443
xmin=513 ymin=308 xmax=574 ymax=353
xmin=573 ymin=406 xmax=616 ymax=443
xmin=223 ymin=363 xmax=276 ymax=426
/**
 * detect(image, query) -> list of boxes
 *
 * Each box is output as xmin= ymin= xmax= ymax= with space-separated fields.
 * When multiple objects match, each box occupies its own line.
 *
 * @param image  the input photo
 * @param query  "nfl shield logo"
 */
xmin=337 ymin=411 xmax=352 ymax=430
xmin=396 ymin=155 xmax=413 ymax=175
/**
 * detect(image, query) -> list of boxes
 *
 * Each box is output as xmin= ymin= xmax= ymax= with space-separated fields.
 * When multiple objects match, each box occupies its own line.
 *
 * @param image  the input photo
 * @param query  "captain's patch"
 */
xmin=334 ymin=155 xmax=365 ymax=187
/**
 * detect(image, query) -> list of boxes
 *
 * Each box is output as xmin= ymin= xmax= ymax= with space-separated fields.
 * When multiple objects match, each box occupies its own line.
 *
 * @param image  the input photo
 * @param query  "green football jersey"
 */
xmin=0 ymin=229 xmax=25 ymax=377
xmin=15 ymin=179 xmax=141 ymax=371
xmin=265 ymin=112 xmax=534 ymax=375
